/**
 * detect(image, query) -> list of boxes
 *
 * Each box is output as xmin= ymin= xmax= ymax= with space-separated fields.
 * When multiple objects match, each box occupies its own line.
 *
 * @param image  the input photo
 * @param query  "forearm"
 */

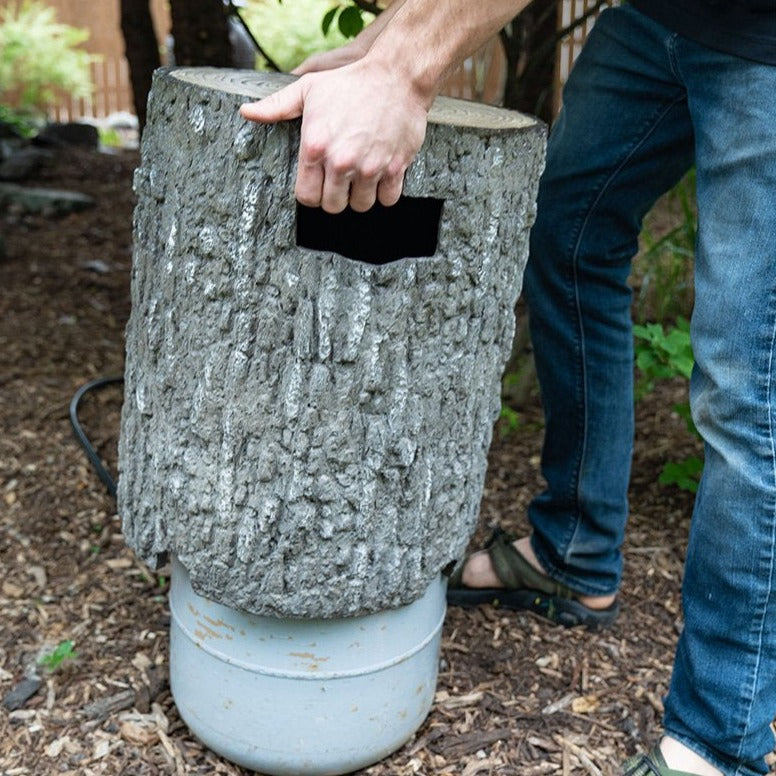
xmin=352 ymin=0 xmax=408 ymax=52
xmin=292 ymin=0 xmax=408 ymax=75
xmin=366 ymin=0 xmax=532 ymax=105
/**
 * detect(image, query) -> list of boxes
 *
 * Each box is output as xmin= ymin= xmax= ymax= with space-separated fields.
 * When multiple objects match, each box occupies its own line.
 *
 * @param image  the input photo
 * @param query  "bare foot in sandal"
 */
xmin=447 ymin=529 xmax=619 ymax=628
xmin=461 ymin=536 xmax=617 ymax=610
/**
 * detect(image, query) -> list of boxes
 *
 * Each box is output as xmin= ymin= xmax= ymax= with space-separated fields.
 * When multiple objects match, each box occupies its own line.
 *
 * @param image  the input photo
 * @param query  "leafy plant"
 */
xmin=0 ymin=0 xmax=97 ymax=119
xmin=242 ymin=0 xmax=374 ymax=72
xmin=632 ymin=170 xmax=697 ymax=323
xmin=38 ymin=640 xmax=77 ymax=672
xmin=98 ymin=126 xmax=123 ymax=148
xmin=633 ymin=317 xmax=702 ymax=492
xmin=633 ymin=317 xmax=694 ymax=401
xmin=322 ymin=3 xmax=368 ymax=39
xmin=498 ymin=404 xmax=521 ymax=437
xmin=0 ymin=103 xmax=38 ymax=137
xmin=659 ymin=455 xmax=703 ymax=494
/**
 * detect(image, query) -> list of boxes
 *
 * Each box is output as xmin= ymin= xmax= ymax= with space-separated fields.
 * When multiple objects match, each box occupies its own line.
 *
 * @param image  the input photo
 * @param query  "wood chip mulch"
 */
xmin=1 ymin=147 xmax=773 ymax=775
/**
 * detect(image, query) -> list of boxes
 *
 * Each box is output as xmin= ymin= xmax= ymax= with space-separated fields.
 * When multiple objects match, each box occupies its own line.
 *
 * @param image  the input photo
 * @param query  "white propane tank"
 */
xmin=169 ymin=556 xmax=446 ymax=775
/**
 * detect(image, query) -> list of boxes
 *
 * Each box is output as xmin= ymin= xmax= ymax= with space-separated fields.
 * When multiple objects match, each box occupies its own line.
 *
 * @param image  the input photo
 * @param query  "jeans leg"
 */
xmin=524 ymin=6 xmax=694 ymax=595
xmin=660 ymin=40 xmax=776 ymax=776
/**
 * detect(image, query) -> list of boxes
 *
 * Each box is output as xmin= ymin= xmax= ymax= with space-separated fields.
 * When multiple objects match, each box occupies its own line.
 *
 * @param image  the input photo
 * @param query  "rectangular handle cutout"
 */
xmin=296 ymin=197 xmax=443 ymax=265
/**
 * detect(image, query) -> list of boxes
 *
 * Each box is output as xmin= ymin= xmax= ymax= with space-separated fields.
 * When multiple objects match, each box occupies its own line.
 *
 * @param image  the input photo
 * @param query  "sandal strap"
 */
xmin=621 ymin=746 xmax=704 ymax=776
xmin=487 ymin=531 xmax=576 ymax=600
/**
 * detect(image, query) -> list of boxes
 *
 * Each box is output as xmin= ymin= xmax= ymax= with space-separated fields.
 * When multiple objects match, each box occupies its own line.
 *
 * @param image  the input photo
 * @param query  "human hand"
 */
xmin=291 ymin=39 xmax=368 ymax=75
xmin=239 ymin=62 xmax=429 ymax=214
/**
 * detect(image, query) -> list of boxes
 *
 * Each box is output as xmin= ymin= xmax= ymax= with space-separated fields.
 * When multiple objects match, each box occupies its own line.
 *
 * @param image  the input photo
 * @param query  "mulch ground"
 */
xmin=0 ymin=146 xmax=772 ymax=775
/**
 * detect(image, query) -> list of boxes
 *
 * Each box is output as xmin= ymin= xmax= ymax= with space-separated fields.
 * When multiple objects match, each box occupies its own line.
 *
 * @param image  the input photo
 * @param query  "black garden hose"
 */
xmin=69 ymin=375 xmax=124 ymax=499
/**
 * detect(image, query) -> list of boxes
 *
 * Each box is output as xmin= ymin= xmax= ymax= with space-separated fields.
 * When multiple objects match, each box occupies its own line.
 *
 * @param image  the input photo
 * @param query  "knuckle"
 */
xmin=301 ymin=139 xmax=327 ymax=164
xmin=328 ymin=155 xmax=358 ymax=178
xmin=385 ymin=160 xmax=406 ymax=180
xmin=358 ymin=162 xmax=384 ymax=181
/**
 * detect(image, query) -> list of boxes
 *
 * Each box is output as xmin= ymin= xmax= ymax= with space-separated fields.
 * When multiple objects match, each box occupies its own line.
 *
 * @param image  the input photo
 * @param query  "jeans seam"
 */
xmin=733 ymin=303 xmax=776 ymax=773
xmin=561 ymin=90 xmax=687 ymax=564
xmin=666 ymin=33 xmax=683 ymax=83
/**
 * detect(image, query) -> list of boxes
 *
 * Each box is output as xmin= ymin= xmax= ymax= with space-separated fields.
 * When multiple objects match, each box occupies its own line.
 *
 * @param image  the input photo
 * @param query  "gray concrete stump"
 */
xmin=118 ymin=68 xmax=545 ymax=619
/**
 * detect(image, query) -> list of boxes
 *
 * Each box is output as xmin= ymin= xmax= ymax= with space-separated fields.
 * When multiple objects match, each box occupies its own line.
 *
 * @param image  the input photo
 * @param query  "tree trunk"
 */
xmin=501 ymin=0 xmax=558 ymax=123
xmin=120 ymin=0 xmax=161 ymax=132
xmin=168 ymin=0 xmax=233 ymax=67
xmin=512 ymin=0 xmax=558 ymax=122
xmin=502 ymin=0 xmax=608 ymax=123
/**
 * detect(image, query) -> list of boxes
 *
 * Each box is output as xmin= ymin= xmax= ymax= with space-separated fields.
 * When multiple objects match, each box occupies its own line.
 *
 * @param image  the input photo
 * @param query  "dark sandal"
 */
xmin=446 ymin=528 xmax=619 ymax=629
xmin=621 ymin=745 xmax=703 ymax=775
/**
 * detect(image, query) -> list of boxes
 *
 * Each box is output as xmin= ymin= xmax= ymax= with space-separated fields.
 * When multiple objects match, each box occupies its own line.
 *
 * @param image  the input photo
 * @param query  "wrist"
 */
xmin=363 ymin=44 xmax=440 ymax=110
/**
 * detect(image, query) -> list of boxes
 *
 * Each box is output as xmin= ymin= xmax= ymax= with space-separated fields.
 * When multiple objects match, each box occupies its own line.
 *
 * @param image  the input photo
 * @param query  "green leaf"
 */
xmin=498 ymin=405 xmax=521 ymax=436
xmin=39 ymin=640 xmax=77 ymax=671
xmin=321 ymin=7 xmax=337 ymax=36
xmin=673 ymin=401 xmax=699 ymax=437
xmin=337 ymin=5 xmax=364 ymax=38
xmin=659 ymin=456 xmax=703 ymax=493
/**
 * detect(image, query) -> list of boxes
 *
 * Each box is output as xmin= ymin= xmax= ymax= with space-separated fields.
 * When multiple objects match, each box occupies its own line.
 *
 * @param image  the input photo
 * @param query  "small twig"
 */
xmin=81 ymin=689 xmax=135 ymax=720
xmin=436 ymin=727 xmax=515 ymax=758
xmin=542 ymin=692 xmax=574 ymax=715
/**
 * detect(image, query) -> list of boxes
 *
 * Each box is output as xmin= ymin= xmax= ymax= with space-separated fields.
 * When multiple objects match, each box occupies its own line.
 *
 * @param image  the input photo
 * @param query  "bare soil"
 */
xmin=0 ymin=147 xmax=770 ymax=775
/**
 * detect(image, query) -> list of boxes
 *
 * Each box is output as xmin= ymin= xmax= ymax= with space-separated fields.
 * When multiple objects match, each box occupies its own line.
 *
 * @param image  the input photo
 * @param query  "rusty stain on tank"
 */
xmin=203 ymin=614 xmax=236 ymax=632
xmin=289 ymin=652 xmax=330 ymax=662
xmin=195 ymin=620 xmax=224 ymax=640
xmin=289 ymin=651 xmax=331 ymax=672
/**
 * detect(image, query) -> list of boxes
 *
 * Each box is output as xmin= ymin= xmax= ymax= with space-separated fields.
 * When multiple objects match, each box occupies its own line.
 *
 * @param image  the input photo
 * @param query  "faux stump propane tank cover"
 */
xmin=118 ymin=68 xmax=546 ymax=619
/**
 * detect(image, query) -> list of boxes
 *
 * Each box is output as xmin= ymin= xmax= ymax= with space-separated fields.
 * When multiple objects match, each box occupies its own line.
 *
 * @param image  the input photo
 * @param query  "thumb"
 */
xmin=239 ymin=81 xmax=304 ymax=123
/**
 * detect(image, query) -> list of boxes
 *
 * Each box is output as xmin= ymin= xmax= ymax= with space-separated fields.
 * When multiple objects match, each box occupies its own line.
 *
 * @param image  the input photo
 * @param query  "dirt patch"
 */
xmin=0 ymin=147 xmax=769 ymax=775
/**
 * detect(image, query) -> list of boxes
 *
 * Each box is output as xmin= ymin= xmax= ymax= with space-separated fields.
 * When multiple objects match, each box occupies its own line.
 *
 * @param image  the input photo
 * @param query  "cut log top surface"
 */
xmin=169 ymin=67 xmax=538 ymax=130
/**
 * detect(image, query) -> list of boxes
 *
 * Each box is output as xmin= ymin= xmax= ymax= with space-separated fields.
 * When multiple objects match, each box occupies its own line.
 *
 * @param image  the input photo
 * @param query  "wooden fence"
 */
xmin=41 ymin=0 xmax=608 ymax=122
xmin=45 ymin=0 xmax=170 ymax=122
xmin=557 ymin=1 xmax=608 ymax=84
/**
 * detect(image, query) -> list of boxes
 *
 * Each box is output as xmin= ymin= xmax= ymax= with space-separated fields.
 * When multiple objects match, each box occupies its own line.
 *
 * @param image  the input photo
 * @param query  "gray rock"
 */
xmin=35 ymin=122 xmax=99 ymax=148
xmin=0 ymin=147 xmax=52 ymax=181
xmin=118 ymin=68 xmax=546 ymax=618
xmin=0 ymin=120 xmax=24 ymax=140
xmin=2 ymin=676 xmax=42 ymax=711
xmin=0 ymin=183 xmax=95 ymax=216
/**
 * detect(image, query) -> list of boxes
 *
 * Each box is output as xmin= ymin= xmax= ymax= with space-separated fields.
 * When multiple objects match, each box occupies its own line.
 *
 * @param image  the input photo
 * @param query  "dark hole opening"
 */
xmin=296 ymin=197 xmax=444 ymax=265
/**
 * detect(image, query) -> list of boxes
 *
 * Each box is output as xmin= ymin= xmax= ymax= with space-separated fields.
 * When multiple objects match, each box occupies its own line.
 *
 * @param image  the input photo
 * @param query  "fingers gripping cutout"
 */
xmin=296 ymin=197 xmax=444 ymax=264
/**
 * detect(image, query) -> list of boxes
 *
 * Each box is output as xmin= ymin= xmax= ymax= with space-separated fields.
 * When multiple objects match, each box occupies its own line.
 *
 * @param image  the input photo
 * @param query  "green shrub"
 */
xmin=633 ymin=317 xmax=694 ymax=401
xmin=242 ymin=0 xmax=373 ymax=71
xmin=0 ymin=103 xmax=37 ymax=136
xmin=633 ymin=317 xmax=702 ymax=493
xmin=658 ymin=455 xmax=703 ymax=494
xmin=632 ymin=170 xmax=697 ymax=323
xmin=0 ymin=0 xmax=96 ymax=119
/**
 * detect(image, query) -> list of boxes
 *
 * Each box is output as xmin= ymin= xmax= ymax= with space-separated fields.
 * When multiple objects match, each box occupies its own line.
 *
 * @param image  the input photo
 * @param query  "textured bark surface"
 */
xmin=118 ymin=68 xmax=545 ymax=618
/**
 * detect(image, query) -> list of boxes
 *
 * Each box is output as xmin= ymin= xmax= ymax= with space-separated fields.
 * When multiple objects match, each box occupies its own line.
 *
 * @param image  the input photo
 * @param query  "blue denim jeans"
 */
xmin=523 ymin=6 xmax=776 ymax=774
